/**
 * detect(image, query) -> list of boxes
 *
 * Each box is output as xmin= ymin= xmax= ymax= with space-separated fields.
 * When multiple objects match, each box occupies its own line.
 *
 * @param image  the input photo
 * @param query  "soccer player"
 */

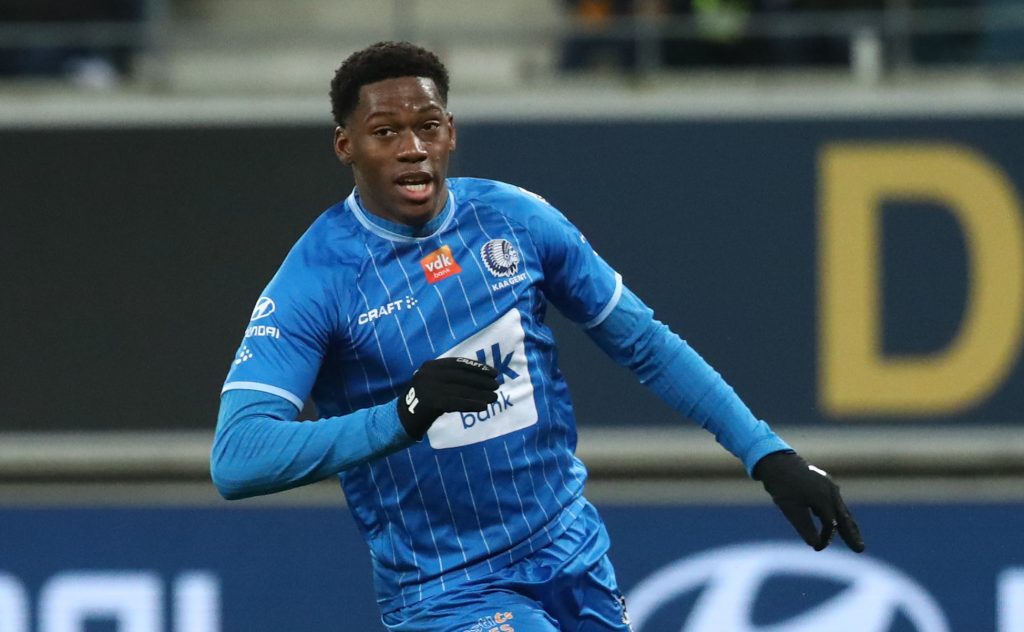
xmin=211 ymin=41 xmax=864 ymax=631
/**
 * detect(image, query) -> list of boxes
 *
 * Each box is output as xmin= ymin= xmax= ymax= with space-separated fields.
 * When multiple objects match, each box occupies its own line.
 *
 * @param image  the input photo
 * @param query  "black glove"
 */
xmin=753 ymin=450 xmax=865 ymax=553
xmin=396 ymin=357 xmax=499 ymax=440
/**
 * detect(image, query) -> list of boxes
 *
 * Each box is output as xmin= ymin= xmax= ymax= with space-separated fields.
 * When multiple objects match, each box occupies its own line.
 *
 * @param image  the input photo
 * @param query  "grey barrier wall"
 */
xmin=2 ymin=125 xmax=349 ymax=431
xmin=3 ymin=115 xmax=1023 ymax=431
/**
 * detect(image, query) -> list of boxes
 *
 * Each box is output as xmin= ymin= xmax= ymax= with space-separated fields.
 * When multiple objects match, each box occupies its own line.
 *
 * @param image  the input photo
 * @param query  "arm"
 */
xmin=523 ymin=194 xmax=785 ymax=469
xmin=584 ymin=286 xmax=789 ymax=474
xmin=211 ymin=358 xmax=499 ymax=500
xmin=517 ymin=188 xmax=862 ymax=551
xmin=210 ymin=389 xmax=412 ymax=500
xmin=585 ymin=286 xmax=864 ymax=552
xmin=213 ymin=241 xmax=394 ymax=499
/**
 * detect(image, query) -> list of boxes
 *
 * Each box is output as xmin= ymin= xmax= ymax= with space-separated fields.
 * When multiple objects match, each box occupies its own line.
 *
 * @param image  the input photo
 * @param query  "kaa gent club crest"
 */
xmin=480 ymin=239 xmax=520 ymax=278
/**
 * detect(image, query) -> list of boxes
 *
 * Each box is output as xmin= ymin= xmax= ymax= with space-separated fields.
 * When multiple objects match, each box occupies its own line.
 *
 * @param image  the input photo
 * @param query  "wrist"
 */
xmin=752 ymin=449 xmax=798 ymax=481
xmin=368 ymin=400 xmax=417 ymax=452
xmin=395 ymin=389 xmax=437 ymax=441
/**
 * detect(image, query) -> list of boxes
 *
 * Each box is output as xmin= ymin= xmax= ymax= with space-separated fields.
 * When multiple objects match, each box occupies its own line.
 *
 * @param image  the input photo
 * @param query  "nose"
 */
xmin=397 ymin=130 xmax=427 ymax=162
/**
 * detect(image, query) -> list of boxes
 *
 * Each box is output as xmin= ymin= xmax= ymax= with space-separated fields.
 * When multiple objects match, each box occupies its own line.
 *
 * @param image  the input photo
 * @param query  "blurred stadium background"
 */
xmin=3 ymin=0 xmax=1024 ymax=630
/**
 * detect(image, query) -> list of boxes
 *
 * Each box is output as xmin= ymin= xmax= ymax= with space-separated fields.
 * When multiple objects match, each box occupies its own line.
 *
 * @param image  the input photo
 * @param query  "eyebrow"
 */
xmin=363 ymin=104 xmax=444 ymax=122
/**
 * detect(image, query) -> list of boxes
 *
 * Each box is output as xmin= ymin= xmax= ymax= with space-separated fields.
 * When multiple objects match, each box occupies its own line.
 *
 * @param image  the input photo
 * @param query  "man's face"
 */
xmin=334 ymin=76 xmax=456 ymax=227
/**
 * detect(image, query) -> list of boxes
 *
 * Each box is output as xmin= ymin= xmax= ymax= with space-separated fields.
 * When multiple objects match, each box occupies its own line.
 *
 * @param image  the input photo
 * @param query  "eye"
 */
xmin=372 ymin=127 xmax=395 ymax=137
xmin=422 ymin=121 xmax=441 ymax=132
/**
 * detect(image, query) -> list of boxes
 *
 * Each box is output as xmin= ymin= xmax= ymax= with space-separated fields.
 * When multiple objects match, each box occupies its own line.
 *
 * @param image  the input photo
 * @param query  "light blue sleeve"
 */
xmin=523 ymin=198 xmax=622 ymax=328
xmin=221 ymin=248 xmax=336 ymax=409
xmin=585 ymin=286 xmax=791 ymax=475
xmin=210 ymin=388 xmax=414 ymax=500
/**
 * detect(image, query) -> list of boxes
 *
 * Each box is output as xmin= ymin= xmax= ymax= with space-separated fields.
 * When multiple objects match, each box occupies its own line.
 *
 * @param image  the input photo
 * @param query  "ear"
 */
xmin=447 ymin=113 xmax=457 ymax=152
xmin=334 ymin=126 xmax=353 ymax=165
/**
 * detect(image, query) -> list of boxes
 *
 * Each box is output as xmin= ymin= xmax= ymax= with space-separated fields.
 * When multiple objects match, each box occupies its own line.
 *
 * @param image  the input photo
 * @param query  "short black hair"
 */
xmin=330 ymin=41 xmax=450 ymax=127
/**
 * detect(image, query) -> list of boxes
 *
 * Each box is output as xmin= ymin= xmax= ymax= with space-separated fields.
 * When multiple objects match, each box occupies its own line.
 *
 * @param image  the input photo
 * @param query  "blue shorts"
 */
xmin=381 ymin=501 xmax=633 ymax=632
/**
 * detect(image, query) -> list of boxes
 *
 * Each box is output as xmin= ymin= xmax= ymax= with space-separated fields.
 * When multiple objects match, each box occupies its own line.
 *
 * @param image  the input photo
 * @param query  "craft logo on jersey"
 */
xmin=250 ymin=296 xmax=275 ymax=321
xmin=233 ymin=343 xmax=253 ymax=365
xmin=420 ymin=244 xmax=462 ymax=284
xmin=358 ymin=295 xmax=419 ymax=325
xmin=427 ymin=309 xmax=538 ymax=449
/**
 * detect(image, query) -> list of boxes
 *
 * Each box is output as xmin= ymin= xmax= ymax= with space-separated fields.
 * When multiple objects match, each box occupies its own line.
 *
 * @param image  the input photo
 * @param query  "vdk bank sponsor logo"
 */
xmin=427 ymin=309 xmax=538 ymax=449
xmin=458 ymin=342 xmax=519 ymax=428
xmin=626 ymin=542 xmax=1024 ymax=632
xmin=420 ymin=244 xmax=462 ymax=284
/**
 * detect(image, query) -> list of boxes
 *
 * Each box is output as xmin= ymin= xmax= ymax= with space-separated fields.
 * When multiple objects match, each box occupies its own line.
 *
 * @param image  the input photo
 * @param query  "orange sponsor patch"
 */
xmin=420 ymin=244 xmax=462 ymax=284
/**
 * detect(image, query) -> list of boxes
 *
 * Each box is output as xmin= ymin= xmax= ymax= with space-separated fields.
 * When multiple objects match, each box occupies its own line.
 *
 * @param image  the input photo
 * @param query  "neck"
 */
xmin=351 ymin=187 xmax=454 ymax=240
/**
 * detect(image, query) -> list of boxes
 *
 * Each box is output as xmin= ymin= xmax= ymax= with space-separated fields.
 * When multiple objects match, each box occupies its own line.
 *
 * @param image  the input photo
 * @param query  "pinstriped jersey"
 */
xmin=222 ymin=178 xmax=622 ymax=611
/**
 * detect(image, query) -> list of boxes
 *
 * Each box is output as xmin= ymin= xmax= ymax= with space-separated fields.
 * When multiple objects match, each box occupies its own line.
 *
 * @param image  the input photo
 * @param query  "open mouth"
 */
xmin=396 ymin=173 xmax=434 ymax=201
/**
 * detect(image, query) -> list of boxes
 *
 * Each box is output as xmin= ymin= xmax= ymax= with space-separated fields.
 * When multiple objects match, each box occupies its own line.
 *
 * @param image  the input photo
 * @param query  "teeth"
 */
xmin=403 ymin=183 xmax=428 ymax=192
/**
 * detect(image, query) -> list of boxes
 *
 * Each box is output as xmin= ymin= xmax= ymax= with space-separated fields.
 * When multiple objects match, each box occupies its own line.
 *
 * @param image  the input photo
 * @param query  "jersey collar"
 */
xmin=345 ymin=185 xmax=456 ymax=242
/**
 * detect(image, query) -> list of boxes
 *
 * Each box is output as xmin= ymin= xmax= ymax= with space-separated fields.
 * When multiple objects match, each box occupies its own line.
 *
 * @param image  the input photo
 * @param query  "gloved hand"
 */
xmin=397 ymin=357 xmax=499 ymax=440
xmin=753 ymin=450 xmax=865 ymax=553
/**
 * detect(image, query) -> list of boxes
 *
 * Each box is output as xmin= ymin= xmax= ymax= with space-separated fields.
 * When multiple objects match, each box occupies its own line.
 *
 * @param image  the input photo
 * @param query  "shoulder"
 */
xmin=451 ymin=177 xmax=560 ymax=221
xmin=450 ymin=178 xmax=582 ymax=253
xmin=270 ymin=201 xmax=364 ymax=304
xmin=282 ymin=202 xmax=364 ymax=272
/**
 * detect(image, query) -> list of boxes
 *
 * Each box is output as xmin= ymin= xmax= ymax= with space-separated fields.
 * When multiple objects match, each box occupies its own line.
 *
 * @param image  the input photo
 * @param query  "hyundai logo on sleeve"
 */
xmin=625 ymin=542 xmax=949 ymax=632
xmin=249 ymin=297 xmax=276 ymax=321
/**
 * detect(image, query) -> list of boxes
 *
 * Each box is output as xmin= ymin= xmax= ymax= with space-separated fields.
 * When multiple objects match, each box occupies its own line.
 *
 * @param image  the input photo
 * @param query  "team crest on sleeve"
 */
xmin=480 ymin=239 xmax=520 ymax=278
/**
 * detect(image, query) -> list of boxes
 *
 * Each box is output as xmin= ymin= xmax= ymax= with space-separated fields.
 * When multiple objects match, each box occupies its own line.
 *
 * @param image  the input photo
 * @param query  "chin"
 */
xmin=399 ymin=206 xmax=436 ymax=227
xmin=404 ymin=199 xmax=444 ymax=223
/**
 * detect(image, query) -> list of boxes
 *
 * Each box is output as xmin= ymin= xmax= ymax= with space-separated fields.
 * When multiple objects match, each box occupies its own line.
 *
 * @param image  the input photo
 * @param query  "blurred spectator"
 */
xmin=661 ymin=0 xmax=760 ymax=68
xmin=560 ymin=0 xmax=1020 ymax=73
xmin=560 ymin=0 xmax=893 ymax=72
xmin=0 ymin=0 xmax=142 ymax=86
xmin=560 ymin=0 xmax=639 ymax=71
xmin=661 ymin=0 xmax=887 ymax=69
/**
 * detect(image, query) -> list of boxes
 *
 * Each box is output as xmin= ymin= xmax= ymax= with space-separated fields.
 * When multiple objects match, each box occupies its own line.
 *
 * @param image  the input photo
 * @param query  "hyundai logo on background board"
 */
xmin=626 ymin=542 xmax=949 ymax=632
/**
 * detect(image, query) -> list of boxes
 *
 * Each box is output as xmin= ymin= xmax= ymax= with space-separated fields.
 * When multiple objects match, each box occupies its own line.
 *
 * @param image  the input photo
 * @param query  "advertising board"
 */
xmin=1 ymin=503 xmax=1020 ymax=631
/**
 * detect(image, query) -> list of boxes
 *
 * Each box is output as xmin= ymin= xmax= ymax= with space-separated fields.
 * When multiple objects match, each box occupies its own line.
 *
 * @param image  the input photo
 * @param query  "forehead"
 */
xmin=354 ymin=76 xmax=444 ymax=119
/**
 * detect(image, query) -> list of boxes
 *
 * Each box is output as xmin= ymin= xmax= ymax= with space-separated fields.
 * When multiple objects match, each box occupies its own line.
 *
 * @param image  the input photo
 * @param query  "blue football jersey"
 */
xmin=223 ymin=178 xmax=622 ymax=611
